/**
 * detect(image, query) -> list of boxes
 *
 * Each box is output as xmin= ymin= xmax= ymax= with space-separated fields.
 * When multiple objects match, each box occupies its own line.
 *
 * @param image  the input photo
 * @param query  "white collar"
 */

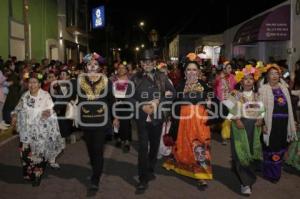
xmin=243 ymin=90 xmax=253 ymax=97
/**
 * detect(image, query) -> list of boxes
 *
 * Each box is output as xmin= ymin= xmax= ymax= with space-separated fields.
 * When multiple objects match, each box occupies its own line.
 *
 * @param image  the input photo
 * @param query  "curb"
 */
xmin=0 ymin=135 xmax=18 ymax=148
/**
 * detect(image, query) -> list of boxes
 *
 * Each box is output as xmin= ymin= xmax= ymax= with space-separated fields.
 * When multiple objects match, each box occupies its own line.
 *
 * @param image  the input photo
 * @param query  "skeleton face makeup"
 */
xmin=86 ymin=60 xmax=100 ymax=73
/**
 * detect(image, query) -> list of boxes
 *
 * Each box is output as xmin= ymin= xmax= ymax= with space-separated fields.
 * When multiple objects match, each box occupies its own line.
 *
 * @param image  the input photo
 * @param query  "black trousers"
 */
xmin=119 ymin=119 xmax=132 ymax=141
xmin=83 ymin=130 xmax=105 ymax=185
xmin=137 ymin=121 xmax=162 ymax=182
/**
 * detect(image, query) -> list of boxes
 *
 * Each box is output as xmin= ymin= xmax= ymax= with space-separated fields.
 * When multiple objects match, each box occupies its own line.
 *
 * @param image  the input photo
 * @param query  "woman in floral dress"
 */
xmin=214 ymin=61 xmax=237 ymax=145
xmin=11 ymin=72 xmax=65 ymax=186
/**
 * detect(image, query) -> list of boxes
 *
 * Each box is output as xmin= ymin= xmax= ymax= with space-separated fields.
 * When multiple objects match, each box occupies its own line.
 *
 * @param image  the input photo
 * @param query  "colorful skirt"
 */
xmin=262 ymin=148 xmax=286 ymax=181
xmin=19 ymin=143 xmax=47 ymax=182
xmin=163 ymin=105 xmax=213 ymax=180
xmin=221 ymin=119 xmax=231 ymax=140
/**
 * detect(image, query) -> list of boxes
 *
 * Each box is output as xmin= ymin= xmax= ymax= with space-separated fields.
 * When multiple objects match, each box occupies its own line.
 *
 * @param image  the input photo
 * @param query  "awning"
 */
xmin=195 ymin=34 xmax=224 ymax=46
xmin=234 ymin=5 xmax=290 ymax=45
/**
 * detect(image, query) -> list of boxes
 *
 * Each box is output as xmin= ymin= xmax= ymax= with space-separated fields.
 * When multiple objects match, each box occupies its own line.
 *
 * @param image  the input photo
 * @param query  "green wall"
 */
xmin=12 ymin=0 xmax=23 ymax=22
xmin=0 ymin=0 xmax=9 ymax=59
xmin=29 ymin=0 xmax=58 ymax=61
xmin=0 ymin=0 xmax=58 ymax=61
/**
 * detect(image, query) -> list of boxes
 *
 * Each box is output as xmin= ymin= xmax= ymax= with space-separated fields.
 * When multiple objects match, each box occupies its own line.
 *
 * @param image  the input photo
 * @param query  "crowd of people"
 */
xmin=0 ymin=51 xmax=299 ymax=195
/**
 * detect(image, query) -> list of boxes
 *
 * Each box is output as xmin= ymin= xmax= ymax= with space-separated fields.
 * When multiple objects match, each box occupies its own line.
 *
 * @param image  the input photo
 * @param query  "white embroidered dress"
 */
xmin=14 ymin=89 xmax=65 ymax=161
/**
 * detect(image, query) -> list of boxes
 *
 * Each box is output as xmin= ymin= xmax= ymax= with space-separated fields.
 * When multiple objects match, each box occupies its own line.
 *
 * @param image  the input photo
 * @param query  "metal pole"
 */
xmin=23 ymin=0 xmax=30 ymax=62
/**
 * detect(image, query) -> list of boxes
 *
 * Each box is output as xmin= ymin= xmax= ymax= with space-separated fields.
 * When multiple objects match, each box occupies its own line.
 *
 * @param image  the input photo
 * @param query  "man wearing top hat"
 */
xmin=125 ymin=49 xmax=176 ymax=191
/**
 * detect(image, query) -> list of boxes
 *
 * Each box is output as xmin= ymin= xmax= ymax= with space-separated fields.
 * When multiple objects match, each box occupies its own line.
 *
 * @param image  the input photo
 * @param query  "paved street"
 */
xmin=0 ymin=130 xmax=299 ymax=199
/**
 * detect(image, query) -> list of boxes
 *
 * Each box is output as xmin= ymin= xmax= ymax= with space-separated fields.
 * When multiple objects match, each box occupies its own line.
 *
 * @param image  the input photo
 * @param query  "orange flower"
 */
xmin=272 ymin=154 xmax=281 ymax=162
xmin=264 ymin=64 xmax=282 ymax=74
xmin=278 ymin=97 xmax=284 ymax=104
xmin=186 ymin=53 xmax=197 ymax=61
xmin=253 ymin=69 xmax=261 ymax=81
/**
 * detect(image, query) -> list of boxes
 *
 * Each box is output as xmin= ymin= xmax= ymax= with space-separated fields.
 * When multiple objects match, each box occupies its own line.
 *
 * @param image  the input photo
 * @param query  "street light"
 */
xmin=139 ymin=21 xmax=145 ymax=28
xmin=141 ymin=44 xmax=145 ymax=48
xmin=135 ymin=47 xmax=140 ymax=62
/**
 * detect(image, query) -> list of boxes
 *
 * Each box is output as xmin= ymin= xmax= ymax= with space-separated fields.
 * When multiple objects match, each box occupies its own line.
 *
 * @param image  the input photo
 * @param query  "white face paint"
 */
xmin=86 ymin=60 xmax=100 ymax=73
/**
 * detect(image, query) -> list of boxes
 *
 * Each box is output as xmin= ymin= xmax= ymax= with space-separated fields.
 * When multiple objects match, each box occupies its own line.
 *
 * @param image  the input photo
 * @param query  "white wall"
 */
xmin=169 ymin=35 xmax=179 ymax=59
xmin=290 ymin=0 xmax=300 ymax=71
xmin=223 ymin=25 xmax=241 ymax=59
xmin=10 ymin=20 xmax=25 ymax=60
xmin=223 ymin=1 xmax=291 ymax=61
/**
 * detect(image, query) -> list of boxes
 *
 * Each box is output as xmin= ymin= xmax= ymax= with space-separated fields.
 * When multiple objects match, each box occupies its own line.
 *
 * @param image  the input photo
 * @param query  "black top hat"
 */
xmin=140 ymin=49 xmax=155 ymax=60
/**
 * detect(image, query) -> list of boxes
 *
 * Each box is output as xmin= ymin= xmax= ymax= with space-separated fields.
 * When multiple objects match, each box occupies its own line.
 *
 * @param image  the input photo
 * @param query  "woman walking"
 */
xmin=11 ymin=72 xmax=65 ymax=186
xmin=229 ymin=65 xmax=264 ymax=195
xmin=259 ymin=64 xmax=297 ymax=183
xmin=163 ymin=57 xmax=213 ymax=188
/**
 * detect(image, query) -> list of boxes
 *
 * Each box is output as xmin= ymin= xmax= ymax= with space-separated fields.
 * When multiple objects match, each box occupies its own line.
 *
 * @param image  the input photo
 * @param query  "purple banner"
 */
xmin=234 ymin=5 xmax=290 ymax=44
xmin=259 ymin=5 xmax=290 ymax=41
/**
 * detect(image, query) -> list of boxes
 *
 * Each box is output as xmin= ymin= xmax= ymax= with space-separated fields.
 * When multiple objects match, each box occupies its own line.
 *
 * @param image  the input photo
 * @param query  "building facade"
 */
xmin=223 ymin=0 xmax=300 ymax=71
xmin=0 ymin=0 xmax=89 ymax=63
xmin=168 ymin=34 xmax=201 ymax=61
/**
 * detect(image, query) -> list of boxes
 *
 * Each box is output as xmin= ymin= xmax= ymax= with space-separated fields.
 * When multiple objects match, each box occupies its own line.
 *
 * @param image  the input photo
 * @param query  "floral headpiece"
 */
xmin=186 ymin=53 xmax=198 ymax=61
xmin=157 ymin=62 xmax=167 ymax=70
xmin=223 ymin=61 xmax=230 ymax=67
xmin=255 ymin=61 xmax=265 ymax=73
xmin=24 ymin=72 xmax=44 ymax=82
xmin=60 ymin=65 xmax=71 ymax=75
xmin=83 ymin=52 xmax=103 ymax=64
xmin=235 ymin=65 xmax=261 ymax=83
xmin=263 ymin=63 xmax=282 ymax=74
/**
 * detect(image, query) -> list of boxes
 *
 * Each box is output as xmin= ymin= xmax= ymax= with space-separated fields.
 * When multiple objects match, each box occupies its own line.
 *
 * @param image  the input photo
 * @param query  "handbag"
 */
xmin=162 ymin=121 xmax=174 ymax=147
xmin=158 ymin=121 xmax=173 ymax=157
xmin=65 ymin=96 xmax=78 ymax=120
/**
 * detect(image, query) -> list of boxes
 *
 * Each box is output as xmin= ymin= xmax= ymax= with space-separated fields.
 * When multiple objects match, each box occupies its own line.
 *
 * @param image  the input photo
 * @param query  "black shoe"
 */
xmin=89 ymin=182 xmax=99 ymax=191
xmin=32 ymin=177 xmax=41 ymax=187
xmin=123 ymin=144 xmax=130 ymax=153
xmin=270 ymin=179 xmax=279 ymax=184
xmin=136 ymin=181 xmax=148 ymax=191
xmin=148 ymin=173 xmax=156 ymax=181
xmin=115 ymin=139 xmax=122 ymax=148
xmin=105 ymin=134 xmax=113 ymax=142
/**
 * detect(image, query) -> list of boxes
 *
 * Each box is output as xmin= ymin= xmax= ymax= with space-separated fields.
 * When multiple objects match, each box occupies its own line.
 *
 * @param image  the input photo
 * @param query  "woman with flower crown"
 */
xmin=10 ymin=72 xmax=65 ymax=187
xmin=214 ymin=61 xmax=237 ymax=145
xmin=164 ymin=53 xmax=213 ymax=188
xmin=259 ymin=64 xmax=297 ymax=183
xmin=77 ymin=52 xmax=116 ymax=191
xmin=228 ymin=65 xmax=264 ymax=196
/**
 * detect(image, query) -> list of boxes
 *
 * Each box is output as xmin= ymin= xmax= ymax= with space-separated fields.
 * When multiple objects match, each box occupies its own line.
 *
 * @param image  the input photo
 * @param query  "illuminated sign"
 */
xmin=92 ymin=6 xmax=105 ymax=29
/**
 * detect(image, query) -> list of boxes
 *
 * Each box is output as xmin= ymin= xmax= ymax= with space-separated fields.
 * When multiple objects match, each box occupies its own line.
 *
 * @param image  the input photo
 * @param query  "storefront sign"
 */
xmin=92 ymin=6 xmax=105 ymax=29
xmin=234 ymin=5 xmax=290 ymax=44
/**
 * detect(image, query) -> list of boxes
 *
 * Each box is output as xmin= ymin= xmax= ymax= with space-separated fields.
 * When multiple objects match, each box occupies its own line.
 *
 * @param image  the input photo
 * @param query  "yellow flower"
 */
xmin=256 ymin=61 xmax=264 ymax=68
xmin=37 ymin=73 xmax=43 ymax=80
xmin=235 ymin=71 xmax=244 ymax=83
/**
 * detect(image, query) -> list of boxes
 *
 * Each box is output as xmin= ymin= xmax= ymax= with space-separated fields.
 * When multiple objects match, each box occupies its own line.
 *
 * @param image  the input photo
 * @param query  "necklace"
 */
xmin=80 ymin=76 xmax=108 ymax=100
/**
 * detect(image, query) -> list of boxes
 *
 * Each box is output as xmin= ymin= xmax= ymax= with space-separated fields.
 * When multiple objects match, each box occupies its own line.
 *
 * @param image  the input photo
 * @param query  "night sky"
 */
xmin=88 ymin=0 xmax=287 ymax=61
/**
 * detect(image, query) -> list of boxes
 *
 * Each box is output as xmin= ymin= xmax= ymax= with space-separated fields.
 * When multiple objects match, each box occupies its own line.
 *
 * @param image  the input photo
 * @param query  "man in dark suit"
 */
xmin=126 ymin=49 xmax=176 ymax=192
